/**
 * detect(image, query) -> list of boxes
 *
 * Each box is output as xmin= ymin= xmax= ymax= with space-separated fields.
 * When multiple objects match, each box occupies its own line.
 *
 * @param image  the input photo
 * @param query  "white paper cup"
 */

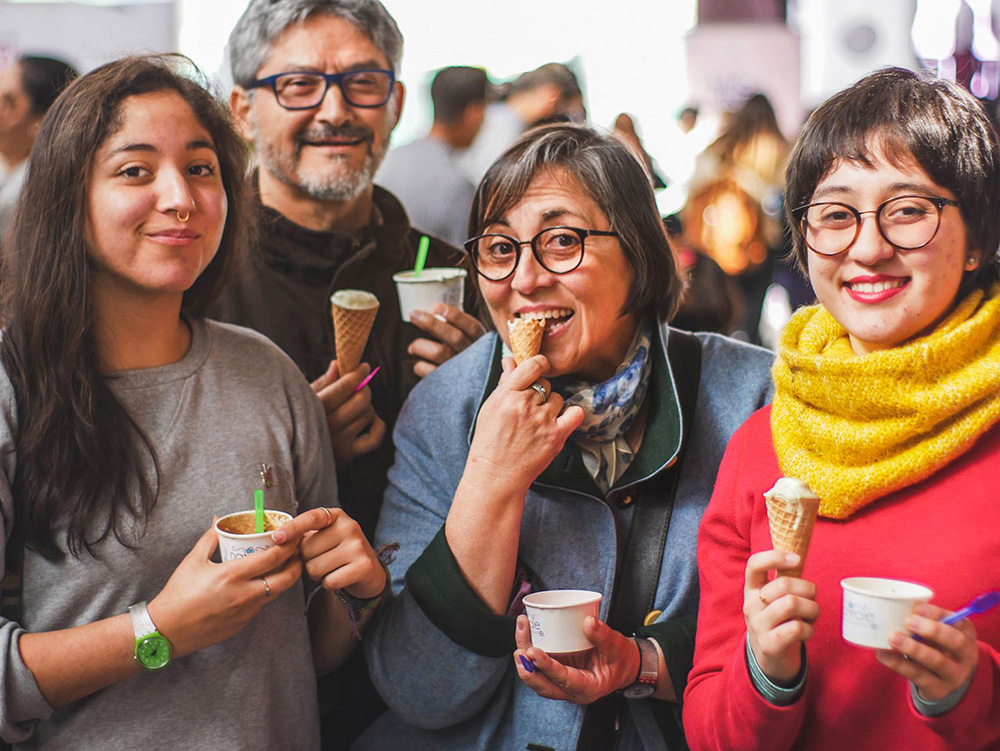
xmin=841 ymin=577 xmax=934 ymax=649
xmin=522 ymin=589 xmax=602 ymax=654
xmin=392 ymin=268 xmax=466 ymax=322
xmin=215 ymin=510 xmax=292 ymax=562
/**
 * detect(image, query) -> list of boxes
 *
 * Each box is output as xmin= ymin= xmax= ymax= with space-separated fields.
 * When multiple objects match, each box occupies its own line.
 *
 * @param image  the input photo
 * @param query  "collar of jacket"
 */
xmin=467 ymin=319 xmax=684 ymax=499
xmin=253 ymin=172 xmax=416 ymax=270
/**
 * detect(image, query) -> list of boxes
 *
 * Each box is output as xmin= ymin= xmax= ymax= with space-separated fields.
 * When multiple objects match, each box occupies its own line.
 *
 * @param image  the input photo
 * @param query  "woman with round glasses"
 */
xmin=356 ymin=123 xmax=774 ymax=750
xmin=684 ymin=68 xmax=1000 ymax=750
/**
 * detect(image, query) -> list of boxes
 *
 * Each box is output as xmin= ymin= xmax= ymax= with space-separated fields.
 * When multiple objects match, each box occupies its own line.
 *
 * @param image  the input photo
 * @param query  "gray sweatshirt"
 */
xmin=0 ymin=319 xmax=336 ymax=750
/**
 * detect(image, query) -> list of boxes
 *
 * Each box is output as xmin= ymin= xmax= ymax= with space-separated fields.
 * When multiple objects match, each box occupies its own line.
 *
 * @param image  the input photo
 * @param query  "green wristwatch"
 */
xmin=129 ymin=601 xmax=172 ymax=671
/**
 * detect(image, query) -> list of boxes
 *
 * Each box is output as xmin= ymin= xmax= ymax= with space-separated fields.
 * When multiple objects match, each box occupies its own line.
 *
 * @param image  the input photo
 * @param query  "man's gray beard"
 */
xmin=257 ymin=140 xmax=384 ymax=202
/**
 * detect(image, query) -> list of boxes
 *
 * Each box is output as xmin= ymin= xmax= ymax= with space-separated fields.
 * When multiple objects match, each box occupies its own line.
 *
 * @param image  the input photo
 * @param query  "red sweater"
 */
xmin=684 ymin=406 xmax=1000 ymax=751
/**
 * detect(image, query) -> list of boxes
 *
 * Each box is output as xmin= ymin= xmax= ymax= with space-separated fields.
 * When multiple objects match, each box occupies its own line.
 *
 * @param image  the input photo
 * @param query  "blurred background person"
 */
xmin=683 ymin=93 xmax=792 ymax=343
xmin=0 ymin=54 xmax=77 ymax=239
xmin=377 ymin=65 xmax=491 ymax=246
xmin=459 ymin=61 xmax=584 ymax=184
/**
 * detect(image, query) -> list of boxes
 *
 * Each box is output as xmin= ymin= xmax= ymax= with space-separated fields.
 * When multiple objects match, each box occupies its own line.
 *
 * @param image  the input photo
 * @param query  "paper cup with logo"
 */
xmin=392 ymin=268 xmax=466 ymax=322
xmin=522 ymin=589 xmax=602 ymax=653
xmin=215 ymin=510 xmax=292 ymax=562
xmin=841 ymin=577 xmax=934 ymax=649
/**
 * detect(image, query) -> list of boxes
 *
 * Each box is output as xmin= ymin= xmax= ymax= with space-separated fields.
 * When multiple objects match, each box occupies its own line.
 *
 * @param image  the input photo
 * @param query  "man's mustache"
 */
xmin=296 ymin=124 xmax=374 ymax=151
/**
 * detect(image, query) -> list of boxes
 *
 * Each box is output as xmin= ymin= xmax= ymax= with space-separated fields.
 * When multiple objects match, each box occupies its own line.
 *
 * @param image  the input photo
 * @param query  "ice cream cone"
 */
xmin=331 ymin=290 xmax=379 ymax=374
xmin=764 ymin=478 xmax=820 ymax=578
xmin=507 ymin=318 xmax=545 ymax=365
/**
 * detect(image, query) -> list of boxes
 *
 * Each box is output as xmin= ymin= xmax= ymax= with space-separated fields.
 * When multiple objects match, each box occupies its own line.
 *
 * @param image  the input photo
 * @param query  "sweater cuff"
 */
xmin=637 ymin=613 xmax=697 ymax=706
xmin=910 ymin=669 xmax=975 ymax=717
xmin=405 ymin=526 xmax=516 ymax=658
xmin=745 ymin=634 xmax=806 ymax=706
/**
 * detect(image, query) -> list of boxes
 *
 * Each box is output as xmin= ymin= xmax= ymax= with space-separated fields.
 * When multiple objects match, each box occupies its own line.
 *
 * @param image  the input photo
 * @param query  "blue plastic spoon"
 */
xmin=940 ymin=590 xmax=1000 ymax=627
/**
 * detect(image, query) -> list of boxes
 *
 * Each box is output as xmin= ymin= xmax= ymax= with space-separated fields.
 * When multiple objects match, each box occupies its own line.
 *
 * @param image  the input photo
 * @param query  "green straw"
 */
xmin=414 ymin=235 xmax=430 ymax=278
xmin=254 ymin=489 xmax=265 ymax=533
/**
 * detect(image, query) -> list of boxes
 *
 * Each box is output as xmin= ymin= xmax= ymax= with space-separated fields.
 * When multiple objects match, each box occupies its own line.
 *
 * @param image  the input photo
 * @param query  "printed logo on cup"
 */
xmin=215 ymin=510 xmax=292 ymax=563
xmin=841 ymin=577 xmax=933 ymax=649
xmin=522 ymin=589 xmax=602 ymax=654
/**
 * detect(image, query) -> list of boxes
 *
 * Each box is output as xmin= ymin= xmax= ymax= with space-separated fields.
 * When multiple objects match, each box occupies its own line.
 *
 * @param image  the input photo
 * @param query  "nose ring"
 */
xmin=175 ymin=209 xmax=193 ymax=223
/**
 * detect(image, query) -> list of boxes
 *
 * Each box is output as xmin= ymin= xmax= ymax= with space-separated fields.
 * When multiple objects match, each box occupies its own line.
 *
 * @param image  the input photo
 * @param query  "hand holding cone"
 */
xmin=331 ymin=289 xmax=379 ymax=374
xmin=507 ymin=318 xmax=545 ymax=365
xmin=764 ymin=478 xmax=820 ymax=578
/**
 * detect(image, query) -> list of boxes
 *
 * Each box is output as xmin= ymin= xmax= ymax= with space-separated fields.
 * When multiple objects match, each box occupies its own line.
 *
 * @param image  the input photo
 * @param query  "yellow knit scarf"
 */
xmin=771 ymin=284 xmax=1000 ymax=519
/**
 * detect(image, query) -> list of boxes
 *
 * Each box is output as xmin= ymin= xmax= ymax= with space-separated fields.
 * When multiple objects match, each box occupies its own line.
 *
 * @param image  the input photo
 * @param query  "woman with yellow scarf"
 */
xmin=683 ymin=68 xmax=1000 ymax=751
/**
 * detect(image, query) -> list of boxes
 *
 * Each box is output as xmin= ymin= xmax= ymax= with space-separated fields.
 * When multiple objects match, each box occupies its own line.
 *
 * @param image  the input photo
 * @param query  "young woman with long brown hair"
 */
xmin=0 ymin=56 xmax=385 ymax=750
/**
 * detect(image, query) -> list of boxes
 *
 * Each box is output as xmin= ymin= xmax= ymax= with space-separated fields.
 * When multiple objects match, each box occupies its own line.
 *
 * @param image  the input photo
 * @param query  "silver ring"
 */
xmin=261 ymin=576 xmax=271 ymax=597
xmin=321 ymin=506 xmax=333 ymax=529
xmin=530 ymin=382 xmax=548 ymax=404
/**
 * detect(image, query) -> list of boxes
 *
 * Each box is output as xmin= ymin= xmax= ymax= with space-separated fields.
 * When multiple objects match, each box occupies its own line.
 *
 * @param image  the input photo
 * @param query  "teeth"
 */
xmin=517 ymin=308 xmax=573 ymax=321
xmin=849 ymin=280 xmax=905 ymax=293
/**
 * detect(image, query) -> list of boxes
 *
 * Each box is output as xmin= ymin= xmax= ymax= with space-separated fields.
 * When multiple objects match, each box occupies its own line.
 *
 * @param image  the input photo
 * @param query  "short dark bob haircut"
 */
xmin=468 ymin=123 xmax=683 ymax=323
xmin=786 ymin=67 xmax=1000 ymax=291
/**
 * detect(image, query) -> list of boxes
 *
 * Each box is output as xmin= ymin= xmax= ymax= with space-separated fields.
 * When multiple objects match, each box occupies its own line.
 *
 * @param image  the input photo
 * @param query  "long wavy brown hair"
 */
xmin=0 ymin=56 xmax=251 ymax=559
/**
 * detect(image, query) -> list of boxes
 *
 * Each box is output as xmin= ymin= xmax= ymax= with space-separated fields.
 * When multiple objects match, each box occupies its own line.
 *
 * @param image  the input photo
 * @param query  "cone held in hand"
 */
xmin=507 ymin=318 xmax=545 ymax=365
xmin=764 ymin=477 xmax=820 ymax=578
xmin=331 ymin=289 xmax=379 ymax=374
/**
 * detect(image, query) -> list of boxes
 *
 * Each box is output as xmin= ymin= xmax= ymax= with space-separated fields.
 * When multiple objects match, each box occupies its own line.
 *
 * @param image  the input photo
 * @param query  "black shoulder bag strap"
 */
xmin=576 ymin=329 xmax=701 ymax=751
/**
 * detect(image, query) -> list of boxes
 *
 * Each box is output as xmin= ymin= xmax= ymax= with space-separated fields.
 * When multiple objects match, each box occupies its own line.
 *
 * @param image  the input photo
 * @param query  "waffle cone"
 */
xmin=331 ymin=290 xmax=379 ymax=374
xmin=765 ymin=494 xmax=820 ymax=577
xmin=507 ymin=318 xmax=545 ymax=365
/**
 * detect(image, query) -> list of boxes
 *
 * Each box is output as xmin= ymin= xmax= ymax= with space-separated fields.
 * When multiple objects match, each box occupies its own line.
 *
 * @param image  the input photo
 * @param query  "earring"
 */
xmin=966 ymin=255 xmax=981 ymax=270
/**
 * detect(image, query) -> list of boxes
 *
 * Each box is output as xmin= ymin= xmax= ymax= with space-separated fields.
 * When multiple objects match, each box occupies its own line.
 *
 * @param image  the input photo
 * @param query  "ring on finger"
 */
xmin=321 ymin=506 xmax=333 ymax=529
xmin=758 ymin=590 xmax=768 ymax=607
xmin=261 ymin=576 xmax=271 ymax=598
xmin=530 ymin=382 xmax=549 ymax=404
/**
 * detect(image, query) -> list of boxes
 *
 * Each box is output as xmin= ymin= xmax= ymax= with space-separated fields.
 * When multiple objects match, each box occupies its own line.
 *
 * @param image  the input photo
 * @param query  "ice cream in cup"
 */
xmin=522 ymin=589 xmax=602 ymax=653
xmin=841 ymin=577 xmax=934 ymax=649
xmin=215 ymin=510 xmax=292 ymax=562
xmin=392 ymin=268 xmax=466 ymax=322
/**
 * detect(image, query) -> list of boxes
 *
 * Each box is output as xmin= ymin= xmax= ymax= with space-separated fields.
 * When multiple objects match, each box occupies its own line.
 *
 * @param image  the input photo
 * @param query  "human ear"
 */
xmin=229 ymin=87 xmax=254 ymax=141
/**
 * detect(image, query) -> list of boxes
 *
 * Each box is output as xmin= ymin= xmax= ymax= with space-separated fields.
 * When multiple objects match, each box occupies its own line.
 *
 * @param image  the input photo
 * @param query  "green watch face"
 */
xmin=135 ymin=633 xmax=172 ymax=670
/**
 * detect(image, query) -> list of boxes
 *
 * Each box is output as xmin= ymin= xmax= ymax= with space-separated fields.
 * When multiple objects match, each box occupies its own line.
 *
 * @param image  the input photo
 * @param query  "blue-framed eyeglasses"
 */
xmin=248 ymin=69 xmax=395 ymax=110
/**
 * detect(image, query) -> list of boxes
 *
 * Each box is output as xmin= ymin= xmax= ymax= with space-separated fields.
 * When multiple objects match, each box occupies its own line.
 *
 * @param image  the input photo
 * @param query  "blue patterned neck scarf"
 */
xmin=551 ymin=322 xmax=653 ymax=495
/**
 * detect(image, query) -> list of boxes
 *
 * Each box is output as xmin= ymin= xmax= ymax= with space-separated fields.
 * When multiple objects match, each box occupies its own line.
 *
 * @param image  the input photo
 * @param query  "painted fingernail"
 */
xmin=519 ymin=655 xmax=536 ymax=674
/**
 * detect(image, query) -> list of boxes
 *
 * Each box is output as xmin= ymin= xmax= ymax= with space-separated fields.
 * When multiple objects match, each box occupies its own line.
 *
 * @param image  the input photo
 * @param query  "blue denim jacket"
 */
xmin=360 ymin=325 xmax=774 ymax=751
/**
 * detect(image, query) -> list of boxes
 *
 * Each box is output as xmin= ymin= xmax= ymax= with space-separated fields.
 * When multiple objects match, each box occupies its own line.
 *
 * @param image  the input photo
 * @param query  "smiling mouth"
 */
xmin=845 ymin=280 xmax=907 ymax=293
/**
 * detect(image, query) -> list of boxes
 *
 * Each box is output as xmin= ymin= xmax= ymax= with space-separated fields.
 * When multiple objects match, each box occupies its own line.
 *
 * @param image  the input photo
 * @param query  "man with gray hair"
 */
xmin=217 ymin=0 xmax=482 ymax=536
xmin=215 ymin=2 xmax=483 ymax=745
